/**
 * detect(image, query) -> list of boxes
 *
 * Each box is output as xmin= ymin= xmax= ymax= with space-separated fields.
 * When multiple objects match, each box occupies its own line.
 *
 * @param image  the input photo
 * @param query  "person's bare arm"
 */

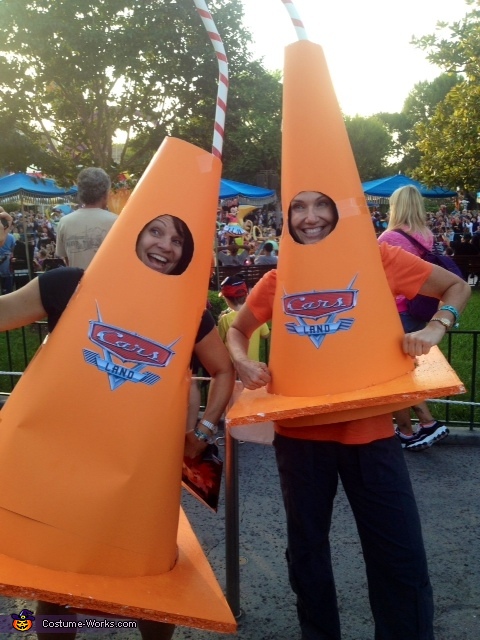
xmin=0 ymin=278 xmax=47 ymax=331
xmin=227 ymin=305 xmax=272 ymax=389
xmin=184 ymin=327 xmax=235 ymax=458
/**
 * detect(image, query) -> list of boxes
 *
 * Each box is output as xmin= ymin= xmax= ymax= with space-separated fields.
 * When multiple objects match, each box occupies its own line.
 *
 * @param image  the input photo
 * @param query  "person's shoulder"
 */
xmin=56 ymin=209 xmax=81 ymax=225
xmin=378 ymin=228 xmax=401 ymax=243
xmin=40 ymin=266 xmax=84 ymax=286
xmin=100 ymin=208 xmax=118 ymax=219
xmin=255 ymin=267 xmax=277 ymax=289
xmin=379 ymin=241 xmax=401 ymax=262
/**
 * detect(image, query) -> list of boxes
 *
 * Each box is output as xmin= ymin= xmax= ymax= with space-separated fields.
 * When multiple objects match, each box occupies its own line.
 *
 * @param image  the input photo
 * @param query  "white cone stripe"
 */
xmin=281 ymin=0 xmax=309 ymax=40
xmin=194 ymin=1 xmax=229 ymax=158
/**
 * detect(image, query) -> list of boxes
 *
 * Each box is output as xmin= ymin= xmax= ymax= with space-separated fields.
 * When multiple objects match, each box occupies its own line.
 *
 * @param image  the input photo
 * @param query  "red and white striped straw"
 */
xmin=281 ymin=0 xmax=308 ymax=40
xmin=193 ymin=0 xmax=229 ymax=159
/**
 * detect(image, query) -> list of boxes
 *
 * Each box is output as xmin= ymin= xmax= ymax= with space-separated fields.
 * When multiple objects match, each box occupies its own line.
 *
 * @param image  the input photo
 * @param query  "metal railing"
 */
xmin=0 ymin=324 xmax=478 ymax=428
xmin=426 ymin=330 xmax=480 ymax=429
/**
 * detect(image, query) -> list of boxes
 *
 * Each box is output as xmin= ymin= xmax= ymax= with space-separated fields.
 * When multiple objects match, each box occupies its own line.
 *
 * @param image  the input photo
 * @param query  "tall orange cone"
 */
xmin=270 ymin=40 xmax=412 ymax=397
xmin=0 ymin=0 xmax=236 ymax=629
xmin=0 ymin=137 xmax=235 ymax=632
xmin=227 ymin=40 xmax=464 ymax=428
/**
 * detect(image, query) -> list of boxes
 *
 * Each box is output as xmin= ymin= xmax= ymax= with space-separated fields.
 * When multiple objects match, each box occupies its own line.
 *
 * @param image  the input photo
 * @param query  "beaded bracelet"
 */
xmin=193 ymin=427 xmax=214 ymax=445
xmin=429 ymin=317 xmax=451 ymax=331
xmin=438 ymin=305 xmax=460 ymax=327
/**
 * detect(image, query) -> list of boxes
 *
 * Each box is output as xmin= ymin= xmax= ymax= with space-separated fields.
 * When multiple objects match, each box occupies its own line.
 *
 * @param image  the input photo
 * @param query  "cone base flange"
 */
xmin=226 ymin=347 xmax=464 ymax=427
xmin=0 ymin=509 xmax=236 ymax=634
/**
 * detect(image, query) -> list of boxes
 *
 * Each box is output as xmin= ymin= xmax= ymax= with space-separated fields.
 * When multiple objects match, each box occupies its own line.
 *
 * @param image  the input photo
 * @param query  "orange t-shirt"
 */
xmin=246 ymin=243 xmax=434 ymax=445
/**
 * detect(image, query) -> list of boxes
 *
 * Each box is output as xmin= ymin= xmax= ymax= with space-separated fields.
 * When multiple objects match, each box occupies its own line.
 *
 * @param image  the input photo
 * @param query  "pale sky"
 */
xmin=240 ymin=0 xmax=470 ymax=117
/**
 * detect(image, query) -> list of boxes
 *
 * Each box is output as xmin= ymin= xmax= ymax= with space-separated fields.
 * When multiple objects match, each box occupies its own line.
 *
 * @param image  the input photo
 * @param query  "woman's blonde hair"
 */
xmin=387 ymin=185 xmax=429 ymax=237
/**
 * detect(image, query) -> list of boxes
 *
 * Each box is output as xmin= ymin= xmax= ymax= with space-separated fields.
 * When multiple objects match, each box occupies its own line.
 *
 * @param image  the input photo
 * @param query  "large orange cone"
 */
xmin=0 ymin=137 xmax=235 ymax=632
xmin=227 ymin=40 xmax=464 ymax=428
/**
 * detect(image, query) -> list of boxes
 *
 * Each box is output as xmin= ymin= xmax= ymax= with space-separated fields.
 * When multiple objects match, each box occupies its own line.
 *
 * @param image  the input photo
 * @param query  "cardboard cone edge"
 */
xmin=0 ymin=137 xmax=235 ymax=631
xmin=227 ymin=40 xmax=465 ymax=427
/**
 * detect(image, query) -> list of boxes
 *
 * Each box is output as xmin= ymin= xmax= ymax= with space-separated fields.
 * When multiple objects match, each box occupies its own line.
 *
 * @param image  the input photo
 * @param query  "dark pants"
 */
xmin=35 ymin=602 xmax=175 ymax=640
xmin=274 ymin=434 xmax=434 ymax=640
xmin=0 ymin=274 xmax=13 ymax=295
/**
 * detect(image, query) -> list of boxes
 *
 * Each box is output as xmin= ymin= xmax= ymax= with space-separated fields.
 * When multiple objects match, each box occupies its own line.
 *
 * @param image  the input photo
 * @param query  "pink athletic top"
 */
xmin=378 ymin=227 xmax=434 ymax=312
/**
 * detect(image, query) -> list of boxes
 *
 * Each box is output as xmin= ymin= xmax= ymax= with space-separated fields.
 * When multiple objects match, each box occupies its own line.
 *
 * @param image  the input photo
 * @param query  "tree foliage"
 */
xmin=414 ymin=81 xmax=480 ymax=191
xmin=344 ymin=115 xmax=393 ymax=182
xmin=0 ymin=0 xmax=281 ymax=183
xmin=411 ymin=0 xmax=480 ymax=190
xmin=375 ymin=74 xmax=459 ymax=175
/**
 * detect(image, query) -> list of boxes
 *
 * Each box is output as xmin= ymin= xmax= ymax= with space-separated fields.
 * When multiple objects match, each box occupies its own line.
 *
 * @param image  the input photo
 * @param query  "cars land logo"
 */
xmin=283 ymin=277 xmax=358 ymax=348
xmin=83 ymin=307 xmax=178 ymax=391
xmin=11 ymin=609 xmax=35 ymax=632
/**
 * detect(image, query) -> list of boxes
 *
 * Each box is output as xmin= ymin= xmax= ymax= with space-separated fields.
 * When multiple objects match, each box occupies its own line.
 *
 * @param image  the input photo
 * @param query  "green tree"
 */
xmin=411 ymin=0 xmax=480 ymax=190
xmin=344 ymin=115 xmax=393 ymax=182
xmin=0 ymin=0 xmax=276 ymax=182
xmin=375 ymin=74 xmax=459 ymax=175
xmin=183 ymin=65 xmax=282 ymax=183
xmin=414 ymin=81 xmax=480 ymax=191
xmin=0 ymin=111 xmax=57 ymax=174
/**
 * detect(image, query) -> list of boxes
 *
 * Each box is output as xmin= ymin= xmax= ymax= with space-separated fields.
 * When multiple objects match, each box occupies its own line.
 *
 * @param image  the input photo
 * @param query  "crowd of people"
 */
xmin=0 ymin=196 xmax=284 ymax=296
xmin=0 ymin=206 xmax=61 ymax=294
xmin=372 ymin=202 xmax=480 ymax=257
xmin=0 ymin=167 xmax=120 ymax=295
xmin=215 ymin=201 xmax=281 ymax=267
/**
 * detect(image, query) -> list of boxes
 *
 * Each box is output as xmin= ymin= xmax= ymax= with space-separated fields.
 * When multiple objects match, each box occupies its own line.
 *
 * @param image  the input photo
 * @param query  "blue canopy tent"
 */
xmin=0 ymin=173 xmax=77 ymax=203
xmin=362 ymin=175 xmax=457 ymax=199
xmin=0 ymin=173 xmax=274 ymax=205
xmin=0 ymin=173 xmax=77 ymax=280
xmin=219 ymin=179 xmax=276 ymax=205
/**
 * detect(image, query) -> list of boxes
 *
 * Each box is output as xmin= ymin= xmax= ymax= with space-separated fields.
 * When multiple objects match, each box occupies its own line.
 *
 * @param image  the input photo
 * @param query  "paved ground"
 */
xmin=1 ymin=428 xmax=479 ymax=639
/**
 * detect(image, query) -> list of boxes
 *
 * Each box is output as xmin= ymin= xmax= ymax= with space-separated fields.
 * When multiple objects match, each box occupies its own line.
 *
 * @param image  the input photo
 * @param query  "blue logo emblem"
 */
xmin=283 ymin=276 xmax=358 ymax=348
xmin=83 ymin=306 xmax=179 ymax=390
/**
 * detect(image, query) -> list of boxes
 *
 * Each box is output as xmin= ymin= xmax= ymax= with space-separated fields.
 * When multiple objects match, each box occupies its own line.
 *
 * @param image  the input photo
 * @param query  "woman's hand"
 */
xmin=234 ymin=357 xmax=271 ymax=390
xmin=227 ymin=305 xmax=272 ymax=389
xmin=184 ymin=429 xmax=207 ymax=459
xmin=403 ymin=322 xmax=447 ymax=357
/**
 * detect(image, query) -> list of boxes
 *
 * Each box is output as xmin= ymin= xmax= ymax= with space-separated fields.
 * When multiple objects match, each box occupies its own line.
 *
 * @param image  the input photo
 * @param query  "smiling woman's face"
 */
xmin=289 ymin=191 xmax=338 ymax=245
xmin=136 ymin=215 xmax=185 ymax=274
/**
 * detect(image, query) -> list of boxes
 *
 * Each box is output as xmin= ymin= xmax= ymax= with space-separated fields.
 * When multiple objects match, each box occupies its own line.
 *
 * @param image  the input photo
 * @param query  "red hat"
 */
xmin=219 ymin=276 xmax=248 ymax=298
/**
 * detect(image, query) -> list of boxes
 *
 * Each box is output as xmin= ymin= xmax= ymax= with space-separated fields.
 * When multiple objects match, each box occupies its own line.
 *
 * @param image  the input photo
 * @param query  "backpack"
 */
xmin=393 ymin=229 xmax=463 ymax=322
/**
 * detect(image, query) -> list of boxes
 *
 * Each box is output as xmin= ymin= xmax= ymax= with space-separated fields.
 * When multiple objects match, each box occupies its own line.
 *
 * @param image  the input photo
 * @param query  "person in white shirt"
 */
xmin=55 ymin=167 xmax=117 ymax=269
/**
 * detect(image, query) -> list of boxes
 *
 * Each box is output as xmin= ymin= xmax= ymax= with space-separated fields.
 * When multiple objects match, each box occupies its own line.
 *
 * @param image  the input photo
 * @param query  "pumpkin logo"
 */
xmin=11 ymin=609 xmax=35 ymax=632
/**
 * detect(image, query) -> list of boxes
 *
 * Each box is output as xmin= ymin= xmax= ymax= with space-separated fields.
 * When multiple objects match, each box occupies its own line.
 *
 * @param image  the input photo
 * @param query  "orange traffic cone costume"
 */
xmin=0 ymin=137 xmax=235 ymax=633
xmin=227 ymin=40 xmax=464 ymax=428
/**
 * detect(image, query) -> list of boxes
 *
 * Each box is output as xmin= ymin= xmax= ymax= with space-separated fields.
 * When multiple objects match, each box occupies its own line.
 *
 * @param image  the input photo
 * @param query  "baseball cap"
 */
xmin=219 ymin=276 xmax=248 ymax=298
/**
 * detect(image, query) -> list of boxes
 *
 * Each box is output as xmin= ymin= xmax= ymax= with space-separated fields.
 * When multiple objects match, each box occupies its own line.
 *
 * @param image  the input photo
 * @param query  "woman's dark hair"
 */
xmin=137 ymin=215 xmax=194 ymax=275
xmin=287 ymin=191 xmax=339 ymax=244
xmin=169 ymin=215 xmax=194 ymax=275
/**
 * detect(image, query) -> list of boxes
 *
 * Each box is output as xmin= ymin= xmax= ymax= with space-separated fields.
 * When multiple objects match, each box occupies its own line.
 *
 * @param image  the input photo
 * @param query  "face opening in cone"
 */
xmin=136 ymin=214 xmax=194 ymax=276
xmin=287 ymin=191 xmax=339 ymax=245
